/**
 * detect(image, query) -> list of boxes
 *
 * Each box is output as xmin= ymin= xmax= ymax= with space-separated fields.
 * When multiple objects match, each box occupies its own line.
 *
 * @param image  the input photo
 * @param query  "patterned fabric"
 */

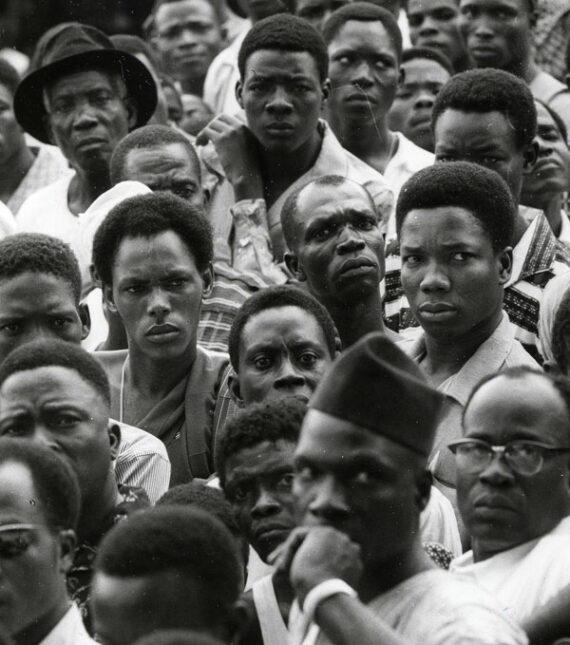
xmin=424 ymin=543 xmax=453 ymax=570
xmin=198 ymin=261 xmax=270 ymax=352
xmin=384 ymin=212 xmax=570 ymax=358
xmin=67 ymin=484 xmax=150 ymax=633
xmin=532 ymin=0 xmax=570 ymax=82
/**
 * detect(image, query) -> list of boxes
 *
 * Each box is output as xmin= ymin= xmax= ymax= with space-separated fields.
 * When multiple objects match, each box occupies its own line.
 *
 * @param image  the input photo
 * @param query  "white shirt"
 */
xmin=451 ymin=515 xmax=570 ymax=623
xmin=17 ymin=174 xmax=74 ymax=240
xmin=40 ymin=604 xmax=95 ymax=645
xmin=0 ymin=200 xmax=15 ymax=239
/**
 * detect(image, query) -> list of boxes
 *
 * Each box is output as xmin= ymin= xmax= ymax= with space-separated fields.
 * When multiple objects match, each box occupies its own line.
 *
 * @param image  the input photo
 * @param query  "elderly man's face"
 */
xmin=45 ymin=69 xmax=135 ymax=174
xmin=457 ymin=373 xmax=570 ymax=561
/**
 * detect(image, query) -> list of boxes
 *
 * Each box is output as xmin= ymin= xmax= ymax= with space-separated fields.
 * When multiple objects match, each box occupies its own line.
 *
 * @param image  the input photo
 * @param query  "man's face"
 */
xmin=294 ymin=410 xmax=428 ymax=569
xmin=0 ymin=272 xmax=87 ymax=364
xmin=0 ymin=83 xmax=27 ymax=166
xmin=0 ymin=461 xmax=74 ymax=637
xmin=0 ymin=367 xmax=116 ymax=507
xmin=236 ymin=305 xmax=333 ymax=406
xmin=521 ymin=102 xmax=570 ymax=207
xmin=153 ymin=0 xmax=223 ymax=88
xmin=388 ymin=57 xmax=450 ymax=152
xmin=224 ymin=439 xmax=297 ymax=562
xmin=458 ymin=0 xmax=532 ymax=72
xmin=107 ymin=232 xmax=211 ymax=362
xmin=434 ymin=108 xmax=528 ymax=201
xmin=327 ymin=20 xmax=400 ymax=122
xmin=286 ymin=180 xmax=384 ymax=307
xmin=237 ymin=50 xmax=326 ymax=154
xmin=457 ymin=373 xmax=570 ymax=559
xmin=122 ymin=142 xmax=204 ymax=208
xmin=400 ymin=206 xmax=510 ymax=342
xmin=46 ymin=69 xmax=134 ymax=173
xmin=92 ymin=570 xmax=219 ymax=645
xmin=296 ymin=0 xmax=350 ymax=32
xmin=408 ymin=0 xmax=465 ymax=66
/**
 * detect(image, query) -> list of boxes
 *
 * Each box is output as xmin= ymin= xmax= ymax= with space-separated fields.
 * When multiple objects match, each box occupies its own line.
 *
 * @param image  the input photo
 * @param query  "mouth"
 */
xmin=253 ymin=524 xmax=291 ymax=544
xmin=474 ymin=496 xmax=518 ymax=513
xmin=409 ymin=114 xmax=432 ymax=130
xmin=345 ymin=92 xmax=377 ymax=105
xmin=145 ymin=324 xmax=181 ymax=341
xmin=417 ymin=302 xmax=457 ymax=320
xmin=338 ymin=257 xmax=378 ymax=279
xmin=76 ymin=138 xmax=106 ymax=149
xmin=469 ymin=45 xmax=499 ymax=58
xmin=418 ymin=39 xmax=446 ymax=52
xmin=533 ymin=158 xmax=563 ymax=175
xmin=265 ymin=123 xmax=295 ymax=135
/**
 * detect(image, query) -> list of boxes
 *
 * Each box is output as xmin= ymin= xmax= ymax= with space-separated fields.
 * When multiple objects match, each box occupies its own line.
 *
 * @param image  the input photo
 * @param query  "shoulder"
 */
xmin=17 ymin=174 xmax=73 ymax=219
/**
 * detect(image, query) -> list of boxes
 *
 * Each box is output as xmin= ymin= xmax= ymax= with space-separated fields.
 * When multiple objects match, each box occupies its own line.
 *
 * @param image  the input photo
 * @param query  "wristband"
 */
xmin=302 ymin=579 xmax=357 ymax=623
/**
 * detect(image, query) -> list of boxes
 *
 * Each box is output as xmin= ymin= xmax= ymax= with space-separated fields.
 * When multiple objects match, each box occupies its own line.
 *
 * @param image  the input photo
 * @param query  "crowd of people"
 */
xmin=0 ymin=0 xmax=570 ymax=644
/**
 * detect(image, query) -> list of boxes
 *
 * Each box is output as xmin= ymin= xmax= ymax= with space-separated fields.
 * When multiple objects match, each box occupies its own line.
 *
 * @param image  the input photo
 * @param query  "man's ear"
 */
xmin=125 ymin=95 xmax=139 ymax=131
xmin=225 ymin=597 xmax=254 ymax=645
xmin=108 ymin=422 xmax=121 ymax=461
xmin=523 ymin=140 xmax=538 ymax=172
xmin=58 ymin=529 xmax=77 ymax=575
xmin=284 ymin=251 xmax=307 ymax=282
xmin=416 ymin=469 xmax=432 ymax=513
xmin=236 ymin=80 xmax=244 ymax=109
xmin=228 ymin=372 xmax=245 ymax=407
xmin=321 ymin=78 xmax=331 ymax=105
xmin=497 ymin=246 xmax=513 ymax=285
xmin=78 ymin=302 xmax=91 ymax=341
xmin=398 ymin=66 xmax=405 ymax=87
xmin=202 ymin=262 xmax=214 ymax=298
xmin=103 ymin=282 xmax=118 ymax=315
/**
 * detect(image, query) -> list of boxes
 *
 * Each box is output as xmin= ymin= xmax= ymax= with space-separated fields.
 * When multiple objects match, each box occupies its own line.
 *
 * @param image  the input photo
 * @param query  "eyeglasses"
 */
xmin=448 ymin=439 xmax=570 ymax=476
xmin=0 ymin=524 xmax=40 ymax=559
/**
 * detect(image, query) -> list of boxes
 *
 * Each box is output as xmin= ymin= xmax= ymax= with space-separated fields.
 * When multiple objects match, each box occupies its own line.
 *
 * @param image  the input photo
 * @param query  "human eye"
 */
xmin=402 ymin=254 xmax=423 ymax=266
xmin=173 ymin=185 xmax=196 ymax=200
xmin=160 ymin=25 xmax=182 ymax=39
xmin=396 ymin=87 xmax=413 ymax=99
xmin=481 ymin=155 xmax=500 ymax=165
xmin=124 ymin=283 xmax=146 ymax=295
xmin=298 ymin=351 xmax=318 ymax=367
xmin=356 ymin=216 xmax=376 ymax=231
xmin=276 ymin=472 xmax=294 ymax=491
xmin=52 ymin=412 xmax=80 ymax=429
xmin=0 ymin=422 xmax=27 ymax=437
xmin=166 ymin=277 xmax=187 ymax=290
xmin=90 ymin=90 xmax=114 ymax=107
xmin=232 ymin=484 xmax=250 ymax=503
xmin=407 ymin=13 xmax=423 ymax=27
xmin=434 ymin=7 xmax=456 ymax=20
xmin=451 ymin=252 xmax=471 ymax=262
xmin=460 ymin=5 xmax=476 ymax=18
xmin=253 ymin=354 xmax=272 ymax=370
xmin=0 ymin=321 xmax=21 ymax=335
xmin=435 ymin=153 xmax=456 ymax=163
xmin=51 ymin=98 xmax=74 ymax=116
xmin=51 ymin=317 xmax=72 ymax=329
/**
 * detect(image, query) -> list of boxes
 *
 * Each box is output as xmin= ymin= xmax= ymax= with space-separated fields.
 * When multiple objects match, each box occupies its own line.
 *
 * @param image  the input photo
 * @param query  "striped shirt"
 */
xmin=384 ymin=211 xmax=570 ymax=358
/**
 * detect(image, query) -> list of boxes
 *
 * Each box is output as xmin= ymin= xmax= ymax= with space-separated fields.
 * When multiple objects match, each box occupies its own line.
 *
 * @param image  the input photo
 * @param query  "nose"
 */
xmin=352 ymin=60 xmax=374 ymax=90
xmin=419 ymin=15 xmax=438 ymax=37
xmin=147 ymin=288 xmax=171 ymax=320
xmin=537 ymin=139 xmax=553 ymax=158
xmin=178 ymin=25 xmax=199 ymax=47
xmin=479 ymin=453 xmax=516 ymax=487
xmin=337 ymin=224 xmax=366 ymax=254
xmin=419 ymin=259 xmax=450 ymax=292
xmin=251 ymin=486 xmax=281 ymax=518
xmin=473 ymin=15 xmax=494 ymax=39
xmin=33 ymin=424 xmax=61 ymax=453
xmin=266 ymin=86 xmax=293 ymax=115
xmin=413 ymin=89 xmax=435 ymax=110
xmin=71 ymin=99 xmax=99 ymax=130
xmin=274 ymin=356 xmax=306 ymax=390
xmin=308 ymin=474 xmax=351 ymax=524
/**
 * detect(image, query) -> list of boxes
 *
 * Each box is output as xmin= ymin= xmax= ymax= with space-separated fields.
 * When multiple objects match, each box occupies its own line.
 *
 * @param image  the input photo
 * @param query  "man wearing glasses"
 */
xmin=451 ymin=367 xmax=570 ymax=624
xmin=0 ymin=439 xmax=95 ymax=644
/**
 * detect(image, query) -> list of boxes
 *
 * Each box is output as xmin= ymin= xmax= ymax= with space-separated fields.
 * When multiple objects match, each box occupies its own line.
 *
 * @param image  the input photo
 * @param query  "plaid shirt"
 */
xmin=532 ymin=0 xmax=570 ymax=82
xmin=384 ymin=212 xmax=570 ymax=359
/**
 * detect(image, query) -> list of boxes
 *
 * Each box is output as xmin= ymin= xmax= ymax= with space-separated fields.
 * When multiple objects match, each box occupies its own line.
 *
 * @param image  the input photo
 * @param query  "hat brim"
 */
xmin=14 ymin=49 xmax=158 ymax=143
xmin=227 ymin=0 xmax=248 ymax=19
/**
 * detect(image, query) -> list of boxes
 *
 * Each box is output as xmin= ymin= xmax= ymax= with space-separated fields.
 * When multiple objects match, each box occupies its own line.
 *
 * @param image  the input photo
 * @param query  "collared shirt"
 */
xmin=399 ymin=313 xmax=539 ymax=488
xmin=200 ymin=120 xmax=394 ymax=267
xmin=17 ymin=174 xmax=74 ymax=240
xmin=385 ymin=211 xmax=570 ymax=357
xmin=533 ymin=0 xmax=570 ymax=82
xmin=556 ymin=209 xmax=570 ymax=247
xmin=451 ymin=516 xmax=570 ymax=623
xmin=40 ymin=604 xmax=96 ymax=645
xmin=0 ymin=200 xmax=15 ymax=239
xmin=8 ymin=145 xmax=72 ymax=215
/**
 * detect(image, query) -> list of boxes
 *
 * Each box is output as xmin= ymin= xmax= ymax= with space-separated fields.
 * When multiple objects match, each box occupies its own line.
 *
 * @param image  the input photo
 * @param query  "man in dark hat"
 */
xmin=276 ymin=333 xmax=527 ymax=645
xmin=14 ymin=23 xmax=157 ymax=253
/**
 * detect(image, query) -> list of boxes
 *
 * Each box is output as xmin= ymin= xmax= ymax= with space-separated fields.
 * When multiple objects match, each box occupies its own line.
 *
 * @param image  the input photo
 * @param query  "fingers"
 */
xmin=196 ymin=114 xmax=245 ymax=146
xmin=268 ymin=526 xmax=310 ymax=571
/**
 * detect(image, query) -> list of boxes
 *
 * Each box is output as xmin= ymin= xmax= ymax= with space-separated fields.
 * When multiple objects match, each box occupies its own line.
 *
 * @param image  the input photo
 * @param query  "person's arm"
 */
xmin=523 ymin=583 xmax=570 ymax=645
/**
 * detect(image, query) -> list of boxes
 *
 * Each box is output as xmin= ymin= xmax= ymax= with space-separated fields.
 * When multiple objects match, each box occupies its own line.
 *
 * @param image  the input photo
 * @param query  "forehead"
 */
xmin=243 ymin=50 xmax=321 ymax=83
xmin=460 ymin=0 xmax=527 ymax=11
xmin=296 ymin=181 xmax=376 ymax=224
xmin=435 ymin=108 xmax=519 ymax=147
xmin=0 ymin=365 xmax=103 ymax=407
xmin=535 ymin=102 xmax=560 ymax=133
xmin=241 ymin=305 xmax=328 ymax=349
xmin=0 ymin=83 xmax=14 ymax=103
xmin=124 ymin=143 xmax=199 ymax=177
xmin=409 ymin=0 xmax=459 ymax=13
xmin=0 ymin=461 xmax=44 ymax=524
xmin=400 ymin=206 xmax=491 ymax=245
xmin=47 ymin=68 xmax=118 ymax=99
xmin=225 ymin=438 xmax=296 ymax=478
xmin=402 ymin=58 xmax=450 ymax=84
xmin=328 ymin=20 xmax=398 ymax=57
xmin=464 ymin=374 xmax=570 ymax=441
xmin=155 ymin=0 xmax=218 ymax=24
xmin=0 ymin=272 xmax=76 ymax=313
xmin=113 ymin=231 xmax=197 ymax=275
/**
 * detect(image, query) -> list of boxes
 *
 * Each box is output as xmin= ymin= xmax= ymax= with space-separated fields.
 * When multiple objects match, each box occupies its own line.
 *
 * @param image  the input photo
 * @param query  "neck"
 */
xmin=422 ymin=309 xmax=503 ymax=383
xmin=180 ymin=75 xmax=205 ymax=97
xmin=325 ymin=292 xmax=386 ymax=348
xmin=505 ymin=54 xmax=536 ymax=85
xmin=68 ymin=165 xmax=112 ymax=214
xmin=77 ymin=471 xmax=120 ymax=544
xmin=127 ymin=344 xmax=197 ymax=395
xmin=0 ymin=144 xmax=35 ymax=198
xmin=541 ymin=194 xmax=564 ymax=237
xmin=14 ymin=596 xmax=70 ymax=645
xmin=512 ymin=208 xmax=529 ymax=246
xmin=357 ymin=540 xmax=435 ymax=603
xmin=259 ymin=128 xmax=322 ymax=188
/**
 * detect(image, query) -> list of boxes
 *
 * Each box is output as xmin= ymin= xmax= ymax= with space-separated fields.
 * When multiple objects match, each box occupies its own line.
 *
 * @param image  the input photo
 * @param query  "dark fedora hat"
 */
xmin=14 ymin=22 xmax=158 ymax=143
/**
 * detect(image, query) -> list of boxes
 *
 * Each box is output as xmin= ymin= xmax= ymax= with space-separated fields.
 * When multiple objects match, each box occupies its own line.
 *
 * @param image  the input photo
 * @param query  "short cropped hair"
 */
xmin=95 ymin=506 xmax=242 ymax=624
xmin=110 ymin=124 xmax=201 ymax=185
xmin=238 ymin=14 xmax=329 ymax=82
xmin=92 ymin=192 xmax=213 ymax=286
xmin=281 ymin=174 xmax=377 ymax=252
xmin=0 ymin=233 xmax=81 ymax=304
xmin=322 ymin=2 xmax=402 ymax=61
xmin=432 ymin=69 xmax=537 ymax=149
xmin=0 ymin=58 xmax=20 ymax=95
xmin=0 ymin=339 xmax=111 ymax=406
xmin=396 ymin=161 xmax=515 ymax=252
xmin=110 ymin=34 xmax=163 ymax=73
xmin=150 ymin=0 xmax=226 ymax=31
xmin=552 ymin=289 xmax=570 ymax=374
xmin=463 ymin=367 xmax=570 ymax=438
xmin=228 ymin=285 xmax=338 ymax=372
xmin=401 ymin=46 xmax=454 ymax=76
xmin=0 ymin=439 xmax=81 ymax=532
xmin=535 ymin=99 xmax=568 ymax=148
xmin=216 ymin=398 xmax=307 ymax=487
